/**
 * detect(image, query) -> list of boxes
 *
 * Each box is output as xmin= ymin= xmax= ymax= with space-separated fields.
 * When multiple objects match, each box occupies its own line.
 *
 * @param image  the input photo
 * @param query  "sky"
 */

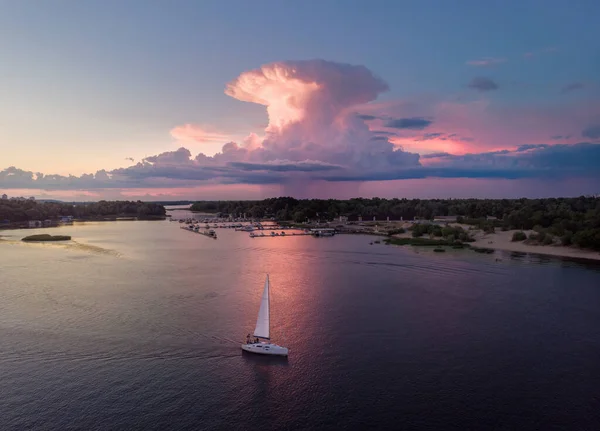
xmin=1 ymin=0 xmax=599 ymax=200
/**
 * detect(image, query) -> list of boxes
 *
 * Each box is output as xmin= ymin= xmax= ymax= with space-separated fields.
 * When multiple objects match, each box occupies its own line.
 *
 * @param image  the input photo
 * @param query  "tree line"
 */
xmin=0 ymin=200 xmax=166 ymax=222
xmin=191 ymin=196 xmax=600 ymax=250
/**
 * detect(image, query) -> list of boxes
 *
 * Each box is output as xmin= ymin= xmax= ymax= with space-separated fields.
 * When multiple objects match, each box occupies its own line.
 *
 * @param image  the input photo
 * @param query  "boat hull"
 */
xmin=241 ymin=342 xmax=289 ymax=356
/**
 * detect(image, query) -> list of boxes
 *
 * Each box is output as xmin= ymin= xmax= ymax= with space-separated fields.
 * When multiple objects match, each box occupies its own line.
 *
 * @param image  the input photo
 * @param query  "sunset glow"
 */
xmin=0 ymin=2 xmax=598 ymax=199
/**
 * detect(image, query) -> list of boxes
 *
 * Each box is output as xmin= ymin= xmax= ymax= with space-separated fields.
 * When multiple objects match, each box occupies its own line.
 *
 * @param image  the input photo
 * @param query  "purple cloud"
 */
xmin=427 ymin=142 xmax=600 ymax=173
xmin=385 ymin=117 xmax=433 ymax=130
xmin=2 ymin=143 xmax=599 ymax=189
xmin=1 ymin=58 xmax=599 ymax=194
xmin=468 ymin=77 xmax=499 ymax=92
xmin=561 ymin=82 xmax=585 ymax=94
xmin=228 ymin=160 xmax=343 ymax=172
xmin=582 ymin=125 xmax=600 ymax=140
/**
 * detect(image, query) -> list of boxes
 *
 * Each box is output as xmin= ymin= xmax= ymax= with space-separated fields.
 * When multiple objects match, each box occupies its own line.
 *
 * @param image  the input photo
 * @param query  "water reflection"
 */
xmin=242 ymin=350 xmax=289 ymax=367
xmin=2 ymin=218 xmax=600 ymax=430
xmin=509 ymin=251 xmax=527 ymax=260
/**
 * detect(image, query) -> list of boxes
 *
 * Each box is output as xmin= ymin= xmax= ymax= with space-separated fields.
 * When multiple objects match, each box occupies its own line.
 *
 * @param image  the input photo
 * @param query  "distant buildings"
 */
xmin=1 ymin=194 xmax=7 ymax=200
xmin=27 ymin=220 xmax=58 ymax=228
xmin=433 ymin=215 xmax=458 ymax=223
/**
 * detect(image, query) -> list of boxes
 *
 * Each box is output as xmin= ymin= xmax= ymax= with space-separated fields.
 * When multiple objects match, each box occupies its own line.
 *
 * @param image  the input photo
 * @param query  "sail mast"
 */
xmin=267 ymin=274 xmax=270 ymax=339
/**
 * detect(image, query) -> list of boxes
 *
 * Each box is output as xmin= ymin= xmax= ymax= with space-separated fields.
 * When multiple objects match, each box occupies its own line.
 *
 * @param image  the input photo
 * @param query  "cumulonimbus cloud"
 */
xmin=2 ymin=59 xmax=600 ymax=192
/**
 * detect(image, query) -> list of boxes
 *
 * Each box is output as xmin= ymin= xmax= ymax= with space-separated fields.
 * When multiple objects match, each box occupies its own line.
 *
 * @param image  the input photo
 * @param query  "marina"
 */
xmin=178 ymin=221 xmax=336 ymax=239
xmin=249 ymin=231 xmax=311 ymax=238
xmin=249 ymin=228 xmax=336 ymax=238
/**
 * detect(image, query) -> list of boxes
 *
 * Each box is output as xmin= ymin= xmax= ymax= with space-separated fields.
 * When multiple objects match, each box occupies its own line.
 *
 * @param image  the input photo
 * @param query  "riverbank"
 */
xmin=0 ymin=216 xmax=166 ymax=231
xmin=387 ymin=222 xmax=600 ymax=262
xmin=467 ymin=227 xmax=600 ymax=261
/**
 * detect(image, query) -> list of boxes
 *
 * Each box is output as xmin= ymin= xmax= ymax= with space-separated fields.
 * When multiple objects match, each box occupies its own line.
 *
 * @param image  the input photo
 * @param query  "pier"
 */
xmin=179 ymin=222 xmax=338 ymax=239
xmin=180 ymin=226 xmax=217 ymax=238
xmin=249 ymin=231 xmax=311 ymax=238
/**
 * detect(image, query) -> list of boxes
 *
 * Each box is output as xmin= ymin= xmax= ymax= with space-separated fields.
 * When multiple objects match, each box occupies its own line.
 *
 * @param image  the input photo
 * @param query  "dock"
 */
xmin=250 ymin=228 xmax=335 ymax=238
xmin=249 ymin=232 xmax=312 ymax=238
xmin=179 ymin=223 xmax=337 ymax=239
xmin=180 ymin=226 xmax=217 ymax=238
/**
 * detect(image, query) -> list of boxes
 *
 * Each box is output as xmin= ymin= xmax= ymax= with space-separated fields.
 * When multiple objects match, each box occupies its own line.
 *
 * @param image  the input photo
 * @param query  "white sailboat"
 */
xmin=242 ymin=274 xmax=289 ymax=356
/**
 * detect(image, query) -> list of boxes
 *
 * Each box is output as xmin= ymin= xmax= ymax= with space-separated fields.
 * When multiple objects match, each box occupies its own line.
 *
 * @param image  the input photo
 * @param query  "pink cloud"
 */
xmin=214 ymin=59 xmax=418 ymax=173
xmin=2 ymin=58 xmax=599 ymax=198
xmin=360 ymin=97 xmax=600 ymax=155
xmin=170 ymin=124 xmax=232 ymax=144
xmin=225 ymin=59 xmax=389 ymax=133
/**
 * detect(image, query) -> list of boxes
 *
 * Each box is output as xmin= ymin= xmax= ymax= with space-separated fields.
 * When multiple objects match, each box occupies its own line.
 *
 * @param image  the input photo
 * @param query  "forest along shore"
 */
xmin=0 ymin=199 xmax=167 ymax=230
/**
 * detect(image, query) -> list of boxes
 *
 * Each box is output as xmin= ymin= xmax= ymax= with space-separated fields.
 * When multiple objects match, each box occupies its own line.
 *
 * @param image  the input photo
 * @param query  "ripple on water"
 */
xmin=0 ymin=238 xmax=123 ymax=258
xmin=1 ymin=222 xmax=600 ymax=431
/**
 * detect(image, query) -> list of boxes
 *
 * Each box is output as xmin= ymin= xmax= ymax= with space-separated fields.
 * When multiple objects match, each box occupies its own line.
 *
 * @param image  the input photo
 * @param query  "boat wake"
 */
xmin=64 ymin=241 xmax=123 ymax=257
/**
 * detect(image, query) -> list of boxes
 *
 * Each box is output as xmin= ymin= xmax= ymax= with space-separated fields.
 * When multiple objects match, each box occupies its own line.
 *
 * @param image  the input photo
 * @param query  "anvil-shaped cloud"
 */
xmin=1 ymin=59 xmax=600 ymax=195
xmin=220 ymin=59 xmax=419 ymax=173
xmin=111 ymin=59 xmax=422 ymax=189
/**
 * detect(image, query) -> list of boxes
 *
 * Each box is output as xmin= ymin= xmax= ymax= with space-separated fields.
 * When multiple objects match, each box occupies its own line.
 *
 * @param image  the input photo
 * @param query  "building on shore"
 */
xmin=28 ymin=220 xmax=42 ymax=228
xmin=433 ymin=215 xmax=458 ymax=223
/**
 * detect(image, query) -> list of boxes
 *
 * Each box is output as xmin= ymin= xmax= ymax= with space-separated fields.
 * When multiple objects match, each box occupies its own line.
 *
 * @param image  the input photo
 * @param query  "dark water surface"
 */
xmin=1 ymin=220 xmax=599 ymax=430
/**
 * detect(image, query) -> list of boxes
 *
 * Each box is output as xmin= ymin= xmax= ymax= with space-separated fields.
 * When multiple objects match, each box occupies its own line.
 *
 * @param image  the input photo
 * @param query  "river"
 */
xmin=1 ymin=217 xmax=599 ymax=430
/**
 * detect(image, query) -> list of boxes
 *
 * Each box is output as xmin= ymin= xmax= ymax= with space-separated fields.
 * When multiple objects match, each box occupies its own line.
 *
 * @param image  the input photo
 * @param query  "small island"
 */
xmin=22 ymin=234 xmax=72 ymax=242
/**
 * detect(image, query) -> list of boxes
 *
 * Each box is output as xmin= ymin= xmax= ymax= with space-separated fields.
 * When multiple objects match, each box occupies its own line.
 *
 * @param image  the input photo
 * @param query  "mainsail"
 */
xmin=253 ymin=275 xmax=270 ymax=339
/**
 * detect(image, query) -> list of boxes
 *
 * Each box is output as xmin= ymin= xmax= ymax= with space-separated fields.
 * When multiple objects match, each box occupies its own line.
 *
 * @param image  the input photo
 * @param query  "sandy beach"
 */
xmin=390 ymin=222 xmax=600 ymax=262
xmin=468 ymin=228 xmax=600 ymax=261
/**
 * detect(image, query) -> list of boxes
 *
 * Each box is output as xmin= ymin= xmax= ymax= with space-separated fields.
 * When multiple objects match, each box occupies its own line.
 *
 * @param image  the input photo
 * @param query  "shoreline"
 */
xmin=0 ymin=217 xmax=166 ymax=231
xmin=468 ymin=229 xmax=600 ymax=262
xmin=389 ymin=223 xmax=600 ymax=262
